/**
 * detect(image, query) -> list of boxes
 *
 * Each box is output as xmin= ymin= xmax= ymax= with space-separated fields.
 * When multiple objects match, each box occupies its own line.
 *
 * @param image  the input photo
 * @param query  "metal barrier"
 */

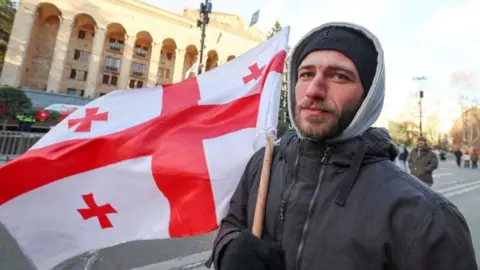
xmin=0 ymin=131 xmax=44 ymax=163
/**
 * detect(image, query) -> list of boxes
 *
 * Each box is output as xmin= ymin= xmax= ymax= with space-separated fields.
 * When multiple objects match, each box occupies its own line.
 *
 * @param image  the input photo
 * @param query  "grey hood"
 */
xmin=287 ymin=22 xmax=386 ymax=143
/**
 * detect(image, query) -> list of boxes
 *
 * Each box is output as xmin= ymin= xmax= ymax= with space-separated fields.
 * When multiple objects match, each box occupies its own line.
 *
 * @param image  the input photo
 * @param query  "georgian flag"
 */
xmin=0 ymin=28 xmax=289 ymax=269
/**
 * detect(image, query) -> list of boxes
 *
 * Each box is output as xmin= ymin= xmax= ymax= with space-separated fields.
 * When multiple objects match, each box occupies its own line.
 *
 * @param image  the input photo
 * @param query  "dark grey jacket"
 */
xmin=408 ymin=146 xmax=439 ymax=184
xmin=207 ymin=128 xmax=477 ymax=270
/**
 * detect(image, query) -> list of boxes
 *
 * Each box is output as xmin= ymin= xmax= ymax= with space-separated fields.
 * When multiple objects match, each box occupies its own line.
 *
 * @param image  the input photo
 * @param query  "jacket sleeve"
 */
xmin=425 ymin=152 xmax=439 ymax=172
xmin=205 ymin=149 xmax=264 ymax=269
xmin=399 ymin=202 xmax=478 ymax=269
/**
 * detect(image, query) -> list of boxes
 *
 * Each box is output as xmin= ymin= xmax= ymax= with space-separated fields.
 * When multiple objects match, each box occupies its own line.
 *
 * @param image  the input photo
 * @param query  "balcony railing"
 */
xmin=105 ymin=66 xmax=119 ymax=72
xmin=109 ymin=46 xmax=122 ymax=52
xmin=135 ymin=51 xmax=147 ymax=58
xmin=132 ymin=71 xmax=145 ymax=77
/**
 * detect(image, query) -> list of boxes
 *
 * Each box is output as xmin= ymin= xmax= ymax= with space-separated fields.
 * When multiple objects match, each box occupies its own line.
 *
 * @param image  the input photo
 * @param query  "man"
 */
xmin=206 ymin=22 xmax=477 ymax=270
xmin=408 ymin=137 xmax=439 ymax=187
xmin=472 ymin=149 xmax=479 ymax=169
xmin=454 ymin=148 xmax=463 ymax=167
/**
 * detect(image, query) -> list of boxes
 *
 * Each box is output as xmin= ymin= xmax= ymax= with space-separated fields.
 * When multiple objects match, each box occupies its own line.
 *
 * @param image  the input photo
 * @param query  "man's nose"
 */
xmin=305 ymin=73 xmax=327 ymax=100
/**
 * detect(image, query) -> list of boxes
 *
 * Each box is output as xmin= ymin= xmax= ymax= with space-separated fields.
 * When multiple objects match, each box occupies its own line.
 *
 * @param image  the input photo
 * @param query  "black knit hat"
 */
xmin=298 ymin=26 xmax=378 ymax=94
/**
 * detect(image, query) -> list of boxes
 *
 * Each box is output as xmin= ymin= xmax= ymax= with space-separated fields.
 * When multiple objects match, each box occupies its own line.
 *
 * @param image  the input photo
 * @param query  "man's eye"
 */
xmin=333 ymin=73 xmax=348 ymax=80
xmin=299 ymin=72 xmax=313 ymax=79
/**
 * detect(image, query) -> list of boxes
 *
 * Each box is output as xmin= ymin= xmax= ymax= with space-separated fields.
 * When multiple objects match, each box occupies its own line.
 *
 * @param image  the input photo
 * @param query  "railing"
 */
xmin=105 ymin=66 xmax=119 ymax=72
xmin=132 ymin=71 xmax=145 ymax=77
xmin=135 ymin=51 xmax=147 ymax=58
xmin=109 ymin=46 xmax=122 ymax=52
xmin=0 ymin=131 xmax=44 ymax=164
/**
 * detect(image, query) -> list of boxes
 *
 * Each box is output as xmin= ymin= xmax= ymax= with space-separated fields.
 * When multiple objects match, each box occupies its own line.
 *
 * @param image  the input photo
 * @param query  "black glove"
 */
xmin=220 ymin=231 xmax=286 ymax=270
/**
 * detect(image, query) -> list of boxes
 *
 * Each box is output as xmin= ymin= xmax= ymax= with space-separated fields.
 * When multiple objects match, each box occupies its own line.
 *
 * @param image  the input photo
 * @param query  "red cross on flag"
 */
xmin=0 ymin=28 xmax=289 ymax=269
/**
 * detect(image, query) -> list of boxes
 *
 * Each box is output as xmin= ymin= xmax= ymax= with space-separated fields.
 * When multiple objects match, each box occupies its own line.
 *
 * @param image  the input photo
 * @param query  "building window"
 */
xmin=71 ymin=69 xmax=87 ymax=81
xmin=137 ymin=81 xmax=143 ymax=88
xmin=70 ymin=69 xmax=76 ymax=79
xmin=111 ymin=75 xmax=117 ymax=85
xmin=74 ymin=50 xmax=81 ymax=60
xmin=78 ymin=30 xmax=86 ymax=39
xmin=158 ymin=68 xmax=171 ymax=79
xmin=105 ymin=56 xmax=121 ymax=72
xmin=74 ymin=49 xmax=91 ymax=62
xmin=161 ymin=50 xmax=173 ymax=61
xmin=135 ymin=45 xmax=148 ymax=57
xmin=100 ymin=92 xmax=107 ymax=96
xmin=129 ymin=79 xmax=136 ymax=88
xmin=67 ymin=88 xmax=77 ymax=95
xmin=79 ymin=90 xmax=85 ymax=97
xmin=132 ymin=62 xmax=146 ymax=76
xmin=102 ymin=74 xmax=110 ymax=84
xmin=109 ymin=38 xmax=124 ymax=51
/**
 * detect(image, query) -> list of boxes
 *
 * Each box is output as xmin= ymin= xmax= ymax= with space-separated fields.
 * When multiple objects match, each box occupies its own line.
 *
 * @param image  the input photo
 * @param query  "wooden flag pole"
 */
xmin=252 ymin=134 xmax=275 ymax=238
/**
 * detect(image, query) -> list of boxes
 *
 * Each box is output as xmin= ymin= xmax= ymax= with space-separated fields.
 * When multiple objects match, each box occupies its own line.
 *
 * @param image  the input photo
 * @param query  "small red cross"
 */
xmin=68 ymin=107 xmax=108 ymax=132
xmin=77 ymin=193 xmax=117 ymax=229
xmin=242 ymin=63 xmax=265 ymax=84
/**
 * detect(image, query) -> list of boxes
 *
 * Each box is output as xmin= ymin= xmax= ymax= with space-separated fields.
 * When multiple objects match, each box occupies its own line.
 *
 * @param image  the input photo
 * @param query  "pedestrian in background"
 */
xmin=454 ymin=148 xmax=463 ymax=167
xmin=471 ymin=149 xmax=478 ymax=169
xmin=408 ymin=137 xmax=438 ymax=187
xmin=464 ymin=151 xmax=471 ymax=168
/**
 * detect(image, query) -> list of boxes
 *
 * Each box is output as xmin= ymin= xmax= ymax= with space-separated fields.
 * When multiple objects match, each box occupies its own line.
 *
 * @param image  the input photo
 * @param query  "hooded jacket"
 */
xmin=206 ymin=22 xmax=477 ymax=270
xmin=408 ymin=145 xmax=438 ymax=184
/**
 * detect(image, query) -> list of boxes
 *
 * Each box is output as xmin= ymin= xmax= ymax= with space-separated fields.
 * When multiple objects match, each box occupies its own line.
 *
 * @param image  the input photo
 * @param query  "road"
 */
xmin=0 ymin=158 xmax=479 ymax=269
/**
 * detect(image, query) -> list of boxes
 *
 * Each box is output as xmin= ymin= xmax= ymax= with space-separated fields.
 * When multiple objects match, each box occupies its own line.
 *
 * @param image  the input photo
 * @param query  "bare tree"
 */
xmin=450 ymin=71 xmax=478 ymax=146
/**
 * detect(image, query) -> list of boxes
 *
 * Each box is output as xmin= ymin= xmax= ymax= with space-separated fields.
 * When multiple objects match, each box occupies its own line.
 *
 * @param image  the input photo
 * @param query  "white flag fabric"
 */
xmin=0 ymin=28 xmax=289 ymax=270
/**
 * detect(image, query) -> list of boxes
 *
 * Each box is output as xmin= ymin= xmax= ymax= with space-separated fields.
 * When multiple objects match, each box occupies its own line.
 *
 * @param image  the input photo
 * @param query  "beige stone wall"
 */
xmin=21 ymin=16 xmax=60 ymax=90
xmin=1 ymin=0 xmax=266 ymax=99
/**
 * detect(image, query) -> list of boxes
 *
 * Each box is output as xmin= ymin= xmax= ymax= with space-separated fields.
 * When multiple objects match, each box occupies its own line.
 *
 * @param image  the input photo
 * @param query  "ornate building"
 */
xmin=0 ymin=0 xmax=266 ymax=98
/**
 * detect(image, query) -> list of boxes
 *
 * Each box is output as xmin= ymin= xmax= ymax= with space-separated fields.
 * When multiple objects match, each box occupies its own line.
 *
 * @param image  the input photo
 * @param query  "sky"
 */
xmin=143 ymin=0 xmax=480 ymax=132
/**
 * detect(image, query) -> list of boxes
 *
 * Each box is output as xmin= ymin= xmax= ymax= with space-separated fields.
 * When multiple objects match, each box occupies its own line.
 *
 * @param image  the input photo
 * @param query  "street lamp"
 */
xmin=197 ymin=0 xmax=212 ymax=75
xmin=413 ymin=76 xmax=427 ymax=136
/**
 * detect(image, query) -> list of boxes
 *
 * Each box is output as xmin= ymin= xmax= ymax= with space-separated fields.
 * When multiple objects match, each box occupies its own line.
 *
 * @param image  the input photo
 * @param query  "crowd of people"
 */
xmin=396 ymin=139 xmax=479 ymax=181
xmin=455 ymin=148 xmax=479 ymax=169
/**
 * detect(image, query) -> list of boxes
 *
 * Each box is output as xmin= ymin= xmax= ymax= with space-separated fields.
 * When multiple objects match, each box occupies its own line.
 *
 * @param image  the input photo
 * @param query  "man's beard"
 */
xmin=294 ymin=98 xmax=362 ymax=141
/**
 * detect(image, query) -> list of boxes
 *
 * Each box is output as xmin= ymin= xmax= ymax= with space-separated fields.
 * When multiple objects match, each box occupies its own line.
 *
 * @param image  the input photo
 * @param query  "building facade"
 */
xmin=0 ymin=0 xmax=266 ymax=98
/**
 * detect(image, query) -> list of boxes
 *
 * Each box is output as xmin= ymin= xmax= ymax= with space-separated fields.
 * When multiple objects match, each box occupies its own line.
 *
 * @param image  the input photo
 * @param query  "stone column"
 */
xmin=0 ymin=9 xmax=35 ymax=87
xmin=46 ymin=18 xmax=74 ymax=93
xmin=85 ymin=27 xmax=106 ymax=98
xmin=118 ymin=35 xmax=135 ymax=89
xmin=147 ymin=42 xmax=162 ymax=87
xmin=172 ymin=49 xmax=185 ymax=83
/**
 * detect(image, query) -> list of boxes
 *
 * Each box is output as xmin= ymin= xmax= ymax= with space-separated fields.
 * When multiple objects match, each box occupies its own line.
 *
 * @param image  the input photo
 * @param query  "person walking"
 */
xmin=464 ymin=151 xmax=471 ymax=168
xmin=471 ymin=149 xmax=478 ymax=169
xmin=454 ymin=148 xmax=463 ymax=167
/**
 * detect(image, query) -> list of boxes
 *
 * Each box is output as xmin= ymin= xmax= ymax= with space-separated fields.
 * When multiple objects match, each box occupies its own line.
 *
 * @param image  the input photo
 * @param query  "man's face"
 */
xmin=294 ymin=50 xmax=365 ymax=140
xmin=418 ymin=140 xmax=426 ymax=147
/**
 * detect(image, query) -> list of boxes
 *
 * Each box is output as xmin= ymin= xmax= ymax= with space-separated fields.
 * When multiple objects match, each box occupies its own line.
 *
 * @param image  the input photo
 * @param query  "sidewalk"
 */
xmin=133 ymin=251 xmax=210 ymax=270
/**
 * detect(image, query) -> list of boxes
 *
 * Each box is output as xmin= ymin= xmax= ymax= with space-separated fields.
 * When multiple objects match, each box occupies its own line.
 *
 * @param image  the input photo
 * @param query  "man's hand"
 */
xmin=220 ymin=231 xmax=286 ymax=270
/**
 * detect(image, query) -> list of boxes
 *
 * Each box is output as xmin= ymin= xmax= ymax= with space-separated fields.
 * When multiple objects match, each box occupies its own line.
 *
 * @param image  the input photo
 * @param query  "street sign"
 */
xmin=250 ymin=10 xmax=260 ymax=27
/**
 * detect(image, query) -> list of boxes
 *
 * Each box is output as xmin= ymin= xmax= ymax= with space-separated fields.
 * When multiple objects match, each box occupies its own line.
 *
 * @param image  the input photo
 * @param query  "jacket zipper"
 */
xmin=279 ymin=146 xmax=301 ymax=221
xmin=295 ymin=146 xmax=332 ymax=270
